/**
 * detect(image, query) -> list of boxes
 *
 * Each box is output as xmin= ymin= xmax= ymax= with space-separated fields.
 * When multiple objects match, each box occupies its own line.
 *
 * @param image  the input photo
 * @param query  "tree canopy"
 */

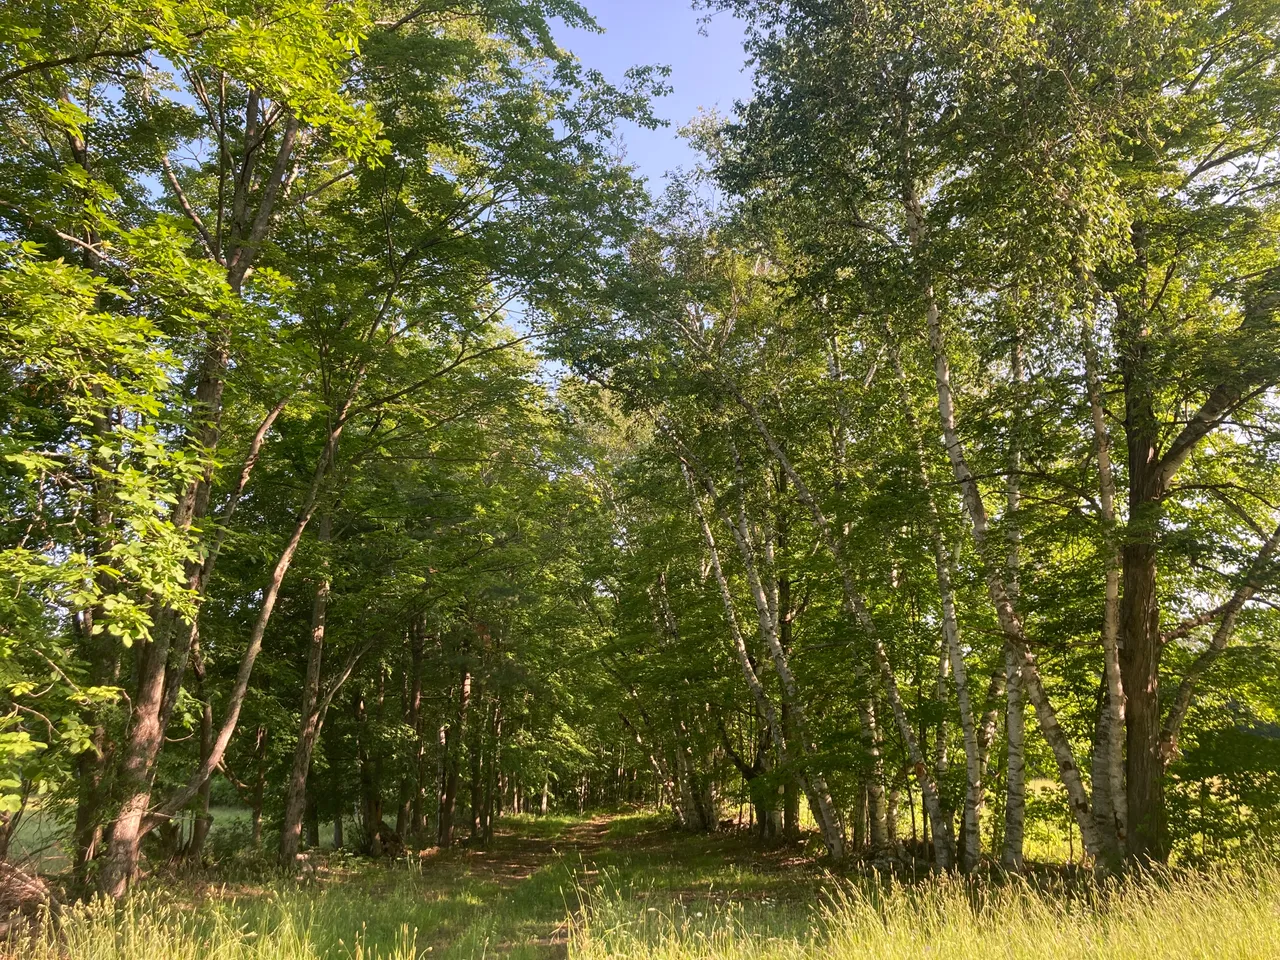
xmin=2 ymin=0 xmax=1280 ymax=895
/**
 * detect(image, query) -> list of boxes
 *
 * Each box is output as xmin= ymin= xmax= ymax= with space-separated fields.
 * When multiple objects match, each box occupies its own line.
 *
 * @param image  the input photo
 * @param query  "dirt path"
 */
xmin=457 ymin=814 xmax=614 ymax=887
xmin=413 ymin=813 xmax=818 ymax=957
xmin=406 ymin=815 xmax=620 ymax=958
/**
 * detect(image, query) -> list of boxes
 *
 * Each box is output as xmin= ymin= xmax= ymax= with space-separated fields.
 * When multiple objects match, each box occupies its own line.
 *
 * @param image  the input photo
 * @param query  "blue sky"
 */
xmin=556 ymin=1 xmax=753 ymax=187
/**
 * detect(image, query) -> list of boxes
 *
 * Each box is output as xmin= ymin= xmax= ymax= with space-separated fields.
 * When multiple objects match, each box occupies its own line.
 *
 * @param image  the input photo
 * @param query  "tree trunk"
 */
xmin=1119 ymin=277 xmax=1166 ymax=861
xmin=1002 ymin=646 xmax=1026 ymax=869
xmin=1083 ymin=306 xmax=1128 ymax=864
xmin=72 ymin=730 xmax=107 ymax=885
xmin=95 ymin=112 xmax=306 ymax=897
xmin=1002 ymin=338 xmax=1026 ymax=872
xmin=1120 ymin=542 xmax=1164 ymax=860
xmin=1161 ymin=518 xmax=1280 ymax=766
xmin=696 ymin=399 xmax=951 ymax=864
xmin=892 ymin=346 xmax=984 ymax=870
xmin=72 ymin=612 xmax=115 ymax=885
xmin=184 ymin=645 xmax=215 ymax=865
xmin=305 ymin=796 xmax=320 ymax=849
xmin=896 ymin=177 xmax=1104 ymax=859
xmin=850 ymin=782 xmax=868 ymax=851
xmin=280 ymin=513 xmax=331 ymax=865
xmin=435 ymin=717 xmax=449 ymax=839
xmin=96 ymin=632 xmax=174 ymax=896
xmin=683 ymin=461 xmax=844 ymax=858
xmin=482 ymin=701 xmax=501 ymax=844
xmin=252 ymin=726 xmax=267 ymax=849
xmin=469 ymin=685 xmax=485 ymax=842
xmin=410 ymin=627 xmax=429 ymax=843
xmin=438 ymin=668 xmax=470 ymax=848
xmin=356 ymin=684 xmax=384 ymax=855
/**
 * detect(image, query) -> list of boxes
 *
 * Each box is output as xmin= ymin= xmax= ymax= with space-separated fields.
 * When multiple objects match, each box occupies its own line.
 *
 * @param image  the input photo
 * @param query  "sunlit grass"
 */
xmin=604 ymin=809 xmax=670 ymax=841
xmin=18 ymin=890 xmax=433 ymax=960
xmin=572 ymin=862 xmax=1280 ymax=960
xmin=9 ymin=812 xmax=1280 ymax=960
xmin=14 ymin=864 xmax=578 ymax=960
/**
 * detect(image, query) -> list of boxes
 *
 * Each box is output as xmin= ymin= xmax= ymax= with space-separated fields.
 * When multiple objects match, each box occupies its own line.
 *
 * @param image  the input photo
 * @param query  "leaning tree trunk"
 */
xmin=681 ymin=459 xmax=846 ymax=859
xmin=95 ymin=107 xmax=306 ymax=898
xmin=1161 ymin=518 xmax=1280 ymax=767
xmin=98 ymin=386 xmax=357 ymax=896
xmin=816 ymin=353 xmax=893 ymax=853
xmin=897 ymin=182 xmax=1104 ymax=858
xmin=699 ymin=391 xmax=954 ymax=866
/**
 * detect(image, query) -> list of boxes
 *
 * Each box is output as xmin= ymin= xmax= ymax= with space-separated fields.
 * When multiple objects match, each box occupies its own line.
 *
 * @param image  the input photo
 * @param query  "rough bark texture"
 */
xmin=1119 ymin=309 xmax=1166 ymax=861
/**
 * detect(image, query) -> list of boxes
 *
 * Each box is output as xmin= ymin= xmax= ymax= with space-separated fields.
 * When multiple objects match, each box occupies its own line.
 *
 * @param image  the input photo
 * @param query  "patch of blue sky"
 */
xmin=515 ymin=1 xmax=752 ymax=386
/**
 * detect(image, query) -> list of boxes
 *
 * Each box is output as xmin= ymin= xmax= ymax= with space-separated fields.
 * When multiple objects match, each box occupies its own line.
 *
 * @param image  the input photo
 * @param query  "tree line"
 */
xmin=3 ymin=0 xmax=1280 ymax=896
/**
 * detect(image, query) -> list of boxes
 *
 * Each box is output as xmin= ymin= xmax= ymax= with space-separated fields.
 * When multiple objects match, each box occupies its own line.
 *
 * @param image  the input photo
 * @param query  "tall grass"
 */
xmin=11 ymin=814 xmax=1280 ymax=959
xmin=15 ymin=890 xmax=428 ymax=960
xmin=571 ymin=863 xmax=1280 ymax=960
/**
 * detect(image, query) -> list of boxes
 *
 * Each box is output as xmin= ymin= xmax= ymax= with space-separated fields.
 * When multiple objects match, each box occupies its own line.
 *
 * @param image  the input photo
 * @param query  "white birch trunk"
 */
xmin=892 ymin=347 xmax=985 ymax=869
xmin=682 ymin=461 xmax=846 ymax=859
xmin=706 ymin=391 xmax=955 ymax=867
xmin=899 ymin=182 xmax=1104 ymax=858
xmin=1083 ymin=306 xmax=1128 ymax=860
xmin=1002 ymin=336 xmax=1027 ymax=870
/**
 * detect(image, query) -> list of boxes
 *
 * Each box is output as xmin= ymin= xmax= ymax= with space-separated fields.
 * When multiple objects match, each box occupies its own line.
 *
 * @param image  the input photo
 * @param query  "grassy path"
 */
xmin=15 ymin=812 xmax=1280 ymax=958
xmin=407 ymin=811 xmax=816 ymax=956
xmin=12 ymin=810 xmax=818 ymax=960
xmin=441 ymin=813 xmax=618 ymax=956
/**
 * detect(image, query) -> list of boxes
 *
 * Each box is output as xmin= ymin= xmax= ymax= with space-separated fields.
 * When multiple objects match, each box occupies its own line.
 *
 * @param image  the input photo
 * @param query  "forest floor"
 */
xmin=12 ymin=809 xmax=1280 ymax=959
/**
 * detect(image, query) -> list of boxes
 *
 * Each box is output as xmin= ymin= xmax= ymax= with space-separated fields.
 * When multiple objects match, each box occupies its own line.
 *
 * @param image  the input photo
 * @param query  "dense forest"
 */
xmin=3 ymin=0 xmax=1280 ymax=956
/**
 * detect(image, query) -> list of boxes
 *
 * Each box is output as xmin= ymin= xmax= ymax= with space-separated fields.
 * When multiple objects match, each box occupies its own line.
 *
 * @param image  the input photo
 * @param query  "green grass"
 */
xmin=10 ymin=812 xmax=1280 ymax=959
xmin=17 ymin=854 xmax=586 ymax=959
xmin=573 ymin=864 xmax=1280 ymax=959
